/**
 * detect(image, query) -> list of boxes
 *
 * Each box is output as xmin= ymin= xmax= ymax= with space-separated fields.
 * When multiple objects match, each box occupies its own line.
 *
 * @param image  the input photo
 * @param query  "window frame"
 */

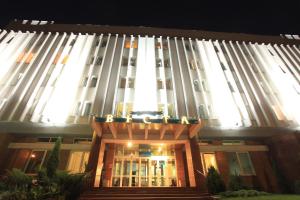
xmin=228 ymin=152 xmax=256 ymax=176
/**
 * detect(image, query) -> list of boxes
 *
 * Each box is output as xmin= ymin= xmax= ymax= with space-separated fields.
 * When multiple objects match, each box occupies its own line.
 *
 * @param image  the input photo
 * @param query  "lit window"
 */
xmin=16 ymin=52 xmax=25 ymax=63
xmin=61 ymin=55 xmax=69 ymax=64
xmin=125 ymin=40 xmax=138 ymax=49
xmin=25 ymin=150 xmax=47 ymax=174
xmin=227 ymin=152 xmax=255 ymax=176
xmin=25 ymin=53 xmax=35 ymax=64
xmin=202 ymin=153 xmax=218 ymax=174
xmin=157 ymin=79 xmax=164 ymax=89
xmin=53 ymin=53 xmax=61 ymax=64
xmin=67 ymin=151 xmax=90 ymax=173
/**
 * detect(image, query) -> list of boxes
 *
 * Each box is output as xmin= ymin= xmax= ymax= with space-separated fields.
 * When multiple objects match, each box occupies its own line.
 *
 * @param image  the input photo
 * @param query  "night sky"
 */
xmin=0 ymin=1 xmax=299 ymax=35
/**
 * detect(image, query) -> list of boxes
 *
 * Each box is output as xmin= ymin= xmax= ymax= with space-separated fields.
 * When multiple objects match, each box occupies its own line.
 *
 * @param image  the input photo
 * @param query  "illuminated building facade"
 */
xmin=0 ymin=20 xmax=299 ymax=192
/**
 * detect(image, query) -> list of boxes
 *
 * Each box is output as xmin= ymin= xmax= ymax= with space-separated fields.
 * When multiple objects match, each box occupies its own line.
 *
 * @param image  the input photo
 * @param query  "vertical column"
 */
xmin=184 ymin=141 xmax=196 ymax=187
xmin=94 ymin=139 xmax=106 ymax=187
xmin=175 ymin=144 xmax=186 ymax=187
xmin=187 ymin=137 xmax=207 ymax=191
xmin=103 ymin=144 xmax=115 ymax=187
xmin=86 ymin=131 xmax=101 ymax=188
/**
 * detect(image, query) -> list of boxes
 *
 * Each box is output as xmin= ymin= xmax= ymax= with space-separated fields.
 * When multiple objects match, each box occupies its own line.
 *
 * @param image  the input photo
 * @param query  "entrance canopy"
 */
xmin=91 ymin=115 xmax=203 ymax=140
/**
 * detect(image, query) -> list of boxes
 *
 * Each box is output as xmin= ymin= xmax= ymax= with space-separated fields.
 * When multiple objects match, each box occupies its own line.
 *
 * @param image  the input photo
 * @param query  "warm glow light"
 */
xmin=127 ymin=141 xmax=133 ymax=148
xmin=31 ymin=154 xmax=36 ymax=158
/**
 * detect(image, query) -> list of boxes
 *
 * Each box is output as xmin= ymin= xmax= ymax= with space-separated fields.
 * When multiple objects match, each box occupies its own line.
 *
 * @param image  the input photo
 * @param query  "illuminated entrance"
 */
xmin=111 ymin=143 xmax=177 ymax=187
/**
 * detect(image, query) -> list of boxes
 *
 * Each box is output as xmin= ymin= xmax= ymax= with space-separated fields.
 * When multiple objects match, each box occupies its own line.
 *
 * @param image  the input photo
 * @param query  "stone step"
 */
xmin=80 ymin=188 xmax=213 ymax=200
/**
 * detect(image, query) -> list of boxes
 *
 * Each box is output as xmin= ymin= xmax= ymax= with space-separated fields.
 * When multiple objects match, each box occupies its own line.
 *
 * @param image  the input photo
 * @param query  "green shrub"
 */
xmin=295 ymin=180 xmax=300 ymax=194
xmin=220 ymin=189 xmax=269 ymax=198
xmin=6 ymin=168 xmax=32 ymax=191
xmin=46 ymin=137 xmax=61 ymax=178
xmin=228 ymin=174 xmax=244 ymax=191
xmin=206 ymin=166 xmax=226 ymax=194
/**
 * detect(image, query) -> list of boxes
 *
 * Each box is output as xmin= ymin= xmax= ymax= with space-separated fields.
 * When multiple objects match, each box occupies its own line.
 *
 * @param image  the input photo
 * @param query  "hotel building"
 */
xmin=0 ymin=20 xmax=299 ymax=193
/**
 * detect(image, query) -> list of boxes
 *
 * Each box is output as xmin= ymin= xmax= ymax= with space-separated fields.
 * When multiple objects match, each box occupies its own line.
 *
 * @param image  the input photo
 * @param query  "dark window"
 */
xmin=101 ymin=40 xmax=107 ymax=48
xmin=130 ymin=58 xmax=136 ymax=66
xmin=122 ymin=57 xmax=128 ymax=66
xmin=156 ymin=59 xmax=162 ymax=68
xmin=164 ymin=59 xmax=170 ymax=68
xmin=83 ymin=102 xmax=92 ymax=116
xmin=96 ymin=57 xmax=103 ymax=65
xmin=90 ymin=77 xmax=97 ymax=87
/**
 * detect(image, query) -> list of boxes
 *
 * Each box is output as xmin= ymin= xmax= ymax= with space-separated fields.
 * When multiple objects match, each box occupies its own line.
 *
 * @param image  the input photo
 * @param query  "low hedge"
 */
xmin=220 ymin=189 xmax=269 ymax=198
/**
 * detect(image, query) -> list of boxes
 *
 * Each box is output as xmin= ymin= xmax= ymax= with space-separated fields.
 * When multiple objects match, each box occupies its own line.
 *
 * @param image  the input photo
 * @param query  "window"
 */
xmin=130 ymin=57 xmax=136 ymax=66
xmin=90 ymin=77 xmax=98 ymax=87
xmin=156 ymin=59 xmax=162 ymax=68
xmin=53 ymin=53 xmax=61 ymax=64
xmin=82 ymin=77 xmax=88 ymax=87
xmin=61 ymin=55 xmax=69 ymax=64
xmin=70 ymin=39 xmax=76 ymax=46
xmin=128 ymin=78 xmax=135 ymax=88
xmin=67 ymin=151 xmax=90 ymax=173
xmin=101 ymin=40 xmax=107 ymax=48
xmin=193 ymin=79 xmax=200 ymax=92
xmin=122 ymin=57 xmax=128 ymax=66
xmin=83 ymin=102 xmax=92 ymax=116
xmin=16 ymin=52 xmax=25 ymax=63
xmin=165 ymin=79 xmax=172 ymax=90
xmin=24 ymin=150 xmax=47 ymax=174
xmin=125 ymin=40 xmax=138 ymax=49
xmin=89 ymin=56 xmax=94 ymax=65
xmin=120 ymin=78 xmax=126 ymax=88
xmin=227 ymin=152 xmax=255 ymax=176
xmin=37 ymin=137 xmax=61 ymax=143
xmin=25 ymin=53 xmax=35 ymax=64
xmin=189 ymin=59 xmax=197 ymax=70
xmin=164 ymin=59 xmax=170 ymax=68
xmin=73 ymin=138 xmax=92 ymax=144
xmin=157 ymin=80 xmax=163 ymax=89
xmin=202 ymin=153 xmax=218 ymax=174
xmin=96 ymin=56 xmax=103 ymax=65
xmin=222 ymin=140 xmax=245 ymax=145
xmin=156 ymin=42 xmax=161 ymax=49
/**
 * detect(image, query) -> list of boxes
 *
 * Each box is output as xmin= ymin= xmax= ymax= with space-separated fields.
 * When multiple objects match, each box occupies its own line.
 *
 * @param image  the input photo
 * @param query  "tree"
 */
xmin=46 ymin=137 xmax=61 ymax=178
xmin=206 ymin=166 xmax=226 ymax=194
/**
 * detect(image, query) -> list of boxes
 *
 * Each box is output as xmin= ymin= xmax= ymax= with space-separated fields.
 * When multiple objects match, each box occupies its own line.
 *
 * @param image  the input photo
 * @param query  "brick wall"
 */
xmin=266 ymin=132 xmax=300 ymax=191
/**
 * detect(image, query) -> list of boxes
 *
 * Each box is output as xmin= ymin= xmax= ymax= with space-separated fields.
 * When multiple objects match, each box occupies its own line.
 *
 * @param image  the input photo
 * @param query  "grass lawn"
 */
xmin=221 ymin=195 xmax=300 ymax=200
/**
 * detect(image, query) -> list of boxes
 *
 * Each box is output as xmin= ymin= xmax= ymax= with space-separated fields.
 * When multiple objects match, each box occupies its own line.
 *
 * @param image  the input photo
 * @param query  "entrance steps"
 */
xmin=80 ymin=187 xmax=214 ymax=200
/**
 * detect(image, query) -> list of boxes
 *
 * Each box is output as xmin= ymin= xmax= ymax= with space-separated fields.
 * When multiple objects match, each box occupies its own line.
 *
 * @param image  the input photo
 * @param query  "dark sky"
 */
xmin=0 ymin=1 xmax=299 ymax=35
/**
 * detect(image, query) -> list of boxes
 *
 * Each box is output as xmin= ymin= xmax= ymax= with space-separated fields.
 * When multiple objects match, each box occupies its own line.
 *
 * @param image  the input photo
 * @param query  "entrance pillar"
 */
xmin=175 ymin=144 xmax=186 ymax=187
xmin=86 ymin=131 xmax=101 ymax=188
xmin=185 ymin=141 xmax=196 ymax=187
xmin=94 ymin=139 xmax=106 ymax=187
xmin=189 ymin=137 xmax=207 ymax=191
xmin=103 ymin=144 xmax=115 ymax=187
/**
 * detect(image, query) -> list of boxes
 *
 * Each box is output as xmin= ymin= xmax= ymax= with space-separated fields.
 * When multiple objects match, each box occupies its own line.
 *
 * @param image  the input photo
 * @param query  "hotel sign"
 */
xmin=95 ymin=114 xmax=200 ymax=125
